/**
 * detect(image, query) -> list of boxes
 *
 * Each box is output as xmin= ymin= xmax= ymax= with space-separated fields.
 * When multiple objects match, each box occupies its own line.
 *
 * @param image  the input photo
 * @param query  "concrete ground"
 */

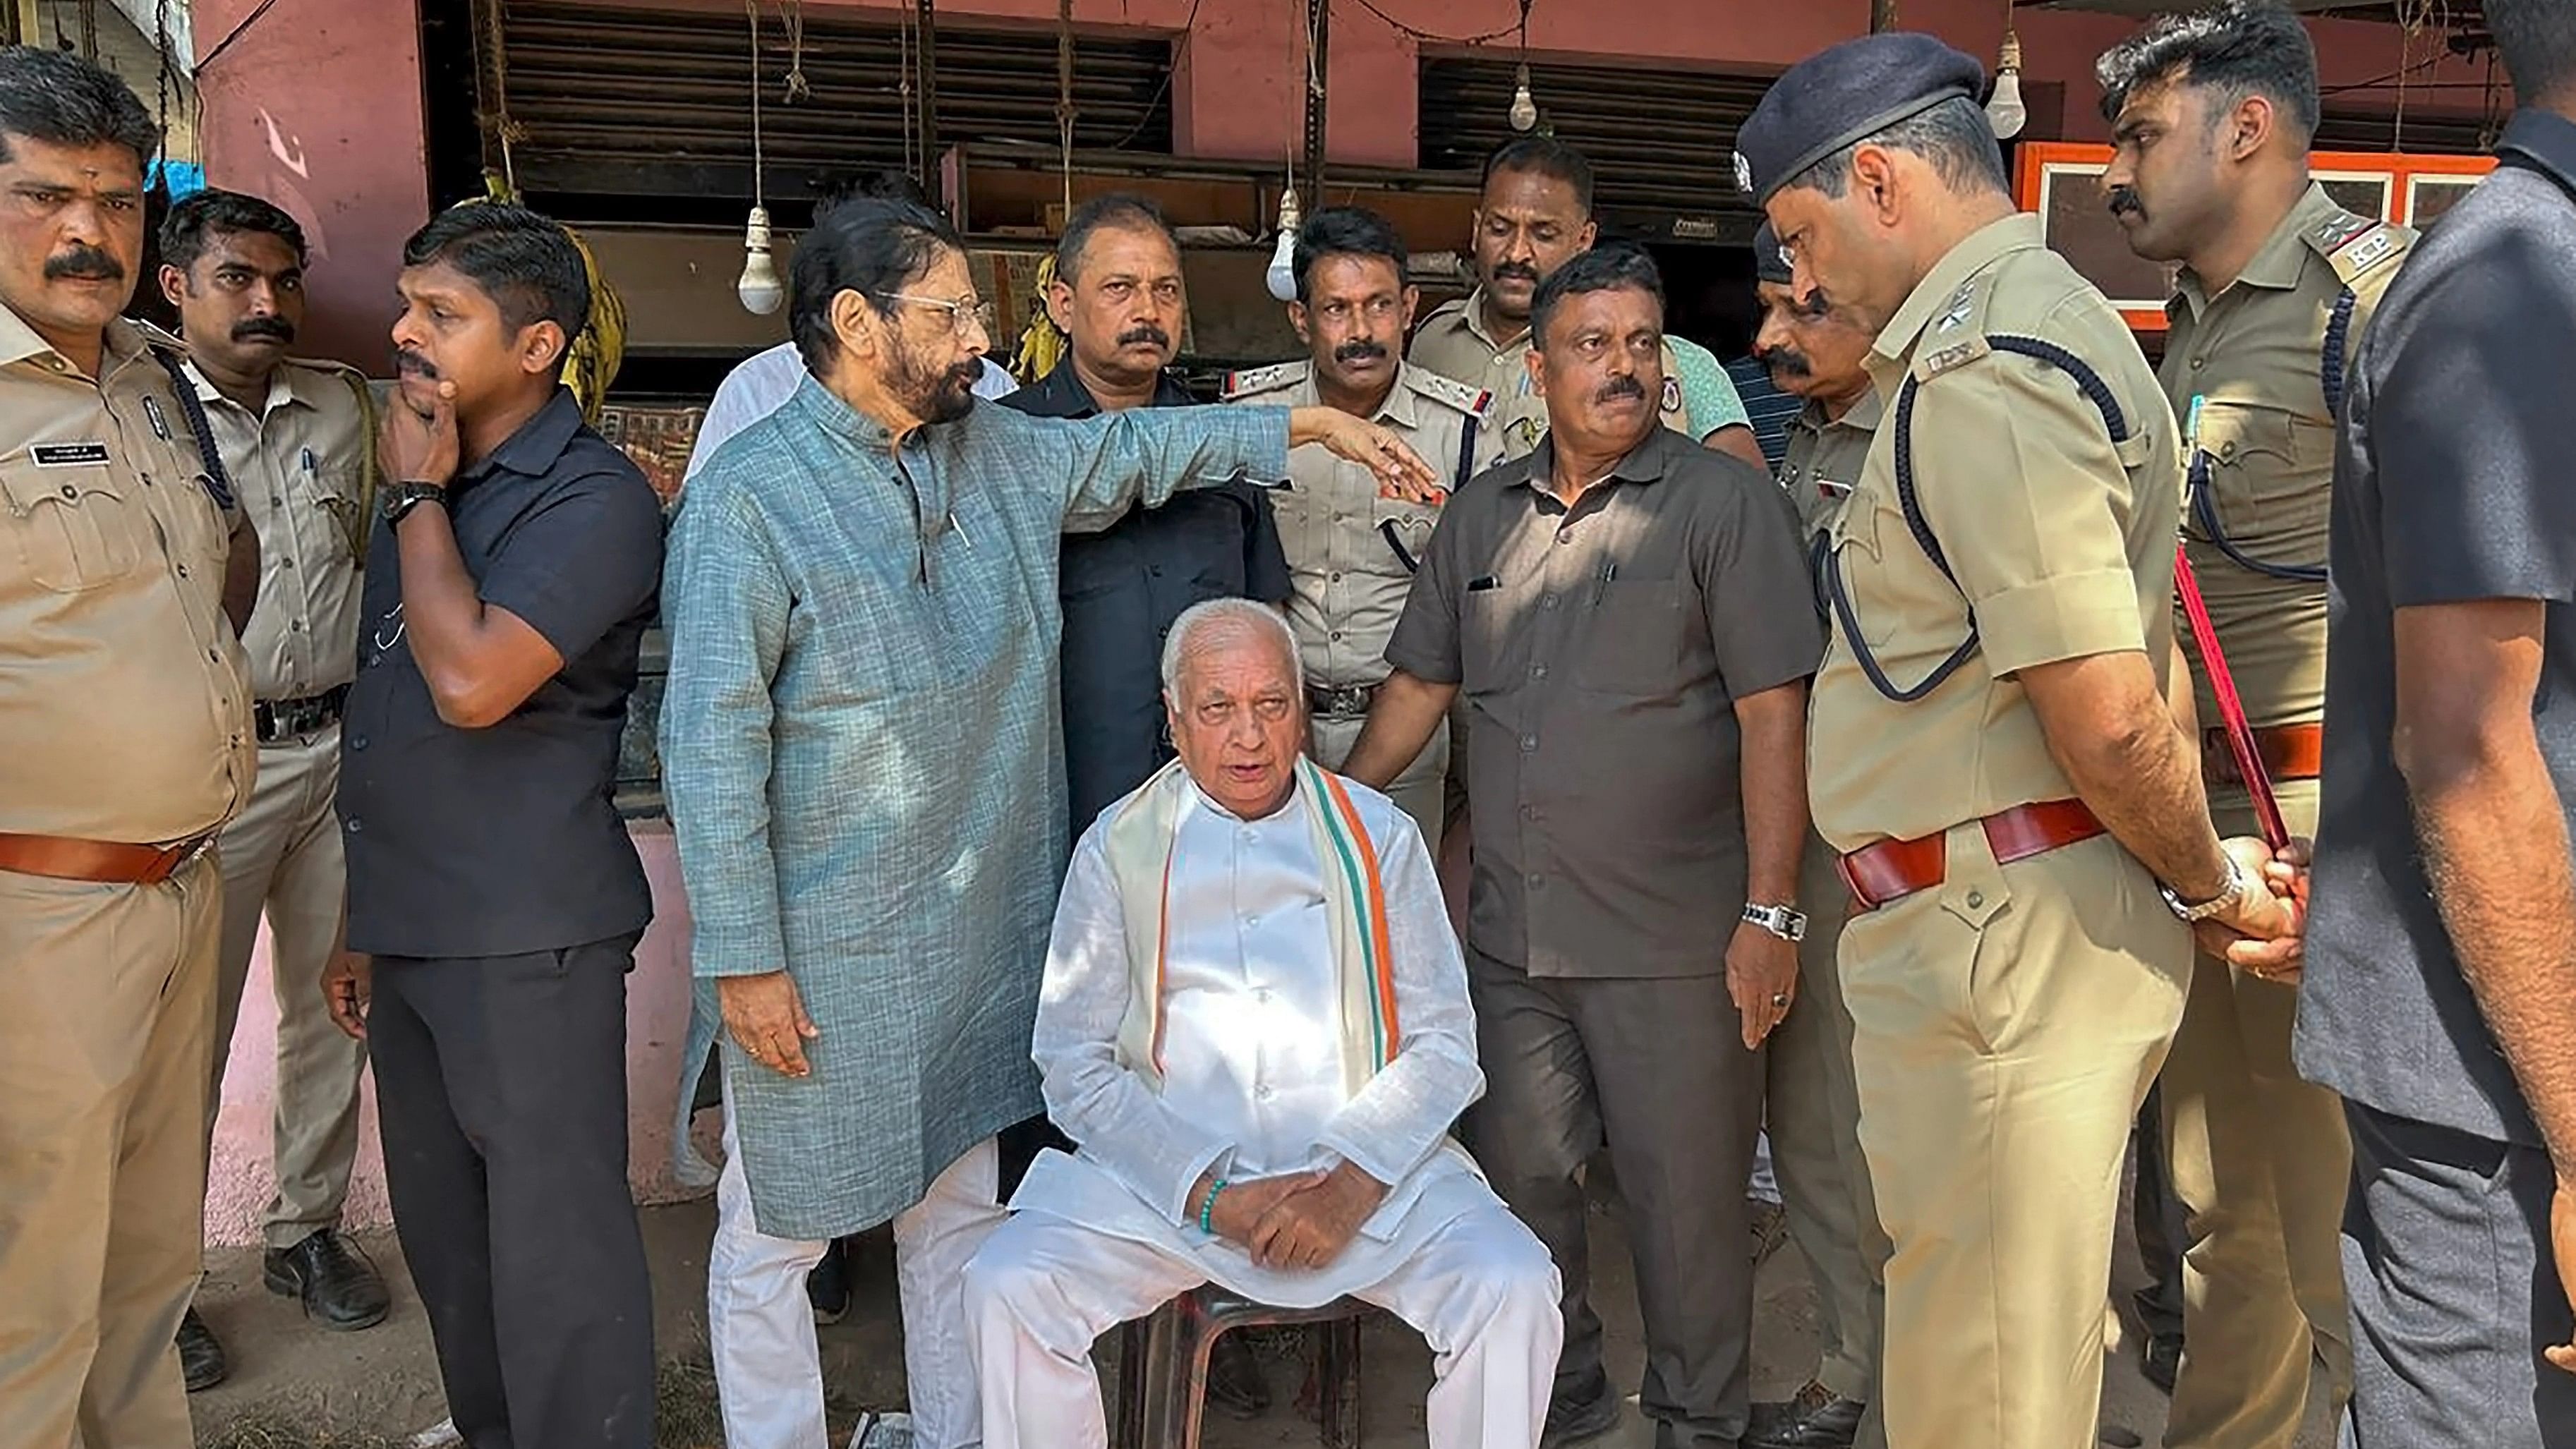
xmin=187 ymin=1170 xmax=2333 ymax=1448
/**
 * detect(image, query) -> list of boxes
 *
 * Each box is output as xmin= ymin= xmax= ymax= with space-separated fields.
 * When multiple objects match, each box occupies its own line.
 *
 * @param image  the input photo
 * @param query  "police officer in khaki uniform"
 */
xmin=2096 ymin=7 xmax=2409 ymax=1442
xmin=0 ymin=47 xmax=258 ymax=1449
xmin=156 ymin=188 xmax=391 ymax=1388
xmin=1226 ymin=205 xmax=1499 ymax=849
xmin=1408 ymin=137 xmax=1762 ymax=467
xmin=1739 ymin=35 xmax=2303 ymax=1449
xmin=1741 ymin=222 xmax=1887 ymax=1449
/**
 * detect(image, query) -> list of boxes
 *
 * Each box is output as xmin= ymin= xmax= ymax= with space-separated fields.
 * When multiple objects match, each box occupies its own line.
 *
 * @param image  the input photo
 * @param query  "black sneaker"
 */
xmin=809 ymin=1238 xmax=852 ymax=1326
xmin=1748 ymin=1379 xmax=1866 ymax=1449
xmin=1542 ymin=1371 xmax=1622 ymax=1448
xmin=177 ymin=1306 xmax=227 ymax=1393
xmin=263 ymin=1228 xmax=391 ymax=1330
xmin=2142 ymin=1333 xmax=2182 ymax=1395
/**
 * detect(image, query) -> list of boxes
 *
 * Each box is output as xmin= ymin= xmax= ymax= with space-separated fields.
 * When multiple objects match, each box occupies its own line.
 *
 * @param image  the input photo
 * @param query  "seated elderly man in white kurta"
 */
xmin=962 ymin=598 xmax=1563 ymax=1449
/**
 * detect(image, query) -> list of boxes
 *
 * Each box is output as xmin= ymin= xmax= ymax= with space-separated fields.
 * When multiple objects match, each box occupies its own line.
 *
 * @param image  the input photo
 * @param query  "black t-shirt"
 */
xmin=2295 ymin=110 xmax=2576 ymax=1147
xmin=999 ymin=361 xmax=1290 ymax=828
xmin=339 ymin=387 xmax=665 ymax=959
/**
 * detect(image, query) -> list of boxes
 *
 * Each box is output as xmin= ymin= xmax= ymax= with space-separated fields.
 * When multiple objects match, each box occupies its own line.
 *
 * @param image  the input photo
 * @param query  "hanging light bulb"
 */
xmin=737 ymin=205 xmax=784 ymax=315
xmin=1508 ymin=63 xmax=1540 ymax=132
xmin=1987 ymin=30 xmax=2028 ymax=140
xmin=1266 ymin=183 xmax=1303 ymax=303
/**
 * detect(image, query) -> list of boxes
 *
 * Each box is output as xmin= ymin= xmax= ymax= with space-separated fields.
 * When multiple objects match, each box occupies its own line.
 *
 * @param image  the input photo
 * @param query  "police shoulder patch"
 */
xmin=1403 ymin=367 xmax=1492 ymax=418
xmin=1222 ymin=360 xmax=1308 ymax=401
xmin=1913 ymin=332 xmax=1993 ymax=382
xmin=133 ymin=317 xmax=188 ymax=355
xmin=2311 ymin=215 xmax=2408 ymax=285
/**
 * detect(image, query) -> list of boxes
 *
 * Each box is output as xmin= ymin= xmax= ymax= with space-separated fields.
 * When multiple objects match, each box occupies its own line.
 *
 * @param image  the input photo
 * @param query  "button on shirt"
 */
xmin=2162 ymin=184 xmax=2414 ymax=738
xmin=1001 ymin=360 xmax=1291 ymax=827
xmin=339 ymin=387 xmax=664 ymax=959
xmin=2298 ymin=111 xmax=2576 ymax=1151
xmin=185 ymin=358 xmax=370 ymax=703
xmin=1223 ymin=361 xmax=1499 ymax=690
xmin=1384 ymin=425 xmax=1820 ymax=977
xmin=0 ymin=309 xmax=251 ymax=843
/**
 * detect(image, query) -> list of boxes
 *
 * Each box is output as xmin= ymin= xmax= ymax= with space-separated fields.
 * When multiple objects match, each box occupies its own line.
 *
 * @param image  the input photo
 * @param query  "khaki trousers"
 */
xmin=1767 ymin=836 xmax=1887 ymax=1445
xmin=0 ymin=856 xmax=222 ymax=1449
xmin=2162 ymin=777 xmax=2352 ymax=1448
xmin=210 ymin=727 xmax=366 ymax=1249
xmin=1310 ymin=712 xmax=1447 ymax=854
xmin=1840 ymin=831 xmax=2189 ymax=1449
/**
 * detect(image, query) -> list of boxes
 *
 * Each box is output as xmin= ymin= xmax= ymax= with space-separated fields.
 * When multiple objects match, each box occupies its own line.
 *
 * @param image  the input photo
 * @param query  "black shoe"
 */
xmin=2142 ymin=1333 xmax=2182 ymax=1395
xmin=177 ymin=1306 xmax=227 ymax=1393
xmin=1748 ymin=1380 xmax=1866 ymax=1449
xmin=262 ymin=1228 xmax=391 ymax=1331
xmin=1204 ymin=1330 xmax=1272 ymax=1420
xmin=1541 ymin=1371 xmax=1622 ymax=1448
xmin=808 ymin=1239 xmax=852 ymax=1326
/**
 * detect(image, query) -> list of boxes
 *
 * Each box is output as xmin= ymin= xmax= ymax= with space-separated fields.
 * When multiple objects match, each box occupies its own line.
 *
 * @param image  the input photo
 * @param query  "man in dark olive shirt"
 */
xmin=2296 ymin=5 xmax=2576 ymax=1442
xmin=1001 ymin=193 xmax=1289 ymax=830
xmin=326 ymin=203 xmax=664 ymax=1449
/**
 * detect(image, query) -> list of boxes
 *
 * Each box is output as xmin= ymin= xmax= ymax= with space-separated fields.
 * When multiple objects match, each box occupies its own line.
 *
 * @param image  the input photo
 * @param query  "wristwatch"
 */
xmin=1742 ymin=902 xmax=1808 ymax=942
xmin=2162 ymin=851 xmax=2253 ymax=923
xmin=382 ymin=480 xmax=448 ymax=526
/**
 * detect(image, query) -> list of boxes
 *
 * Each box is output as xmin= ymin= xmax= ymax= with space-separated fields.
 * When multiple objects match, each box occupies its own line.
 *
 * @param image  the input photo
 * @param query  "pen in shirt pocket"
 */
xmin=1591 ymin=561 xmax=1616 ymax=606
xmin=1467 ymin=574 xmax=1501 ymax=593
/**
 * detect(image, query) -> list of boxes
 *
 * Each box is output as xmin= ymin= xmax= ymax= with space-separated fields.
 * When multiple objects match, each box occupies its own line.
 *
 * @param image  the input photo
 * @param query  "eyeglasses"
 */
xmin=883 ymin=291 xmax=997 ymax=338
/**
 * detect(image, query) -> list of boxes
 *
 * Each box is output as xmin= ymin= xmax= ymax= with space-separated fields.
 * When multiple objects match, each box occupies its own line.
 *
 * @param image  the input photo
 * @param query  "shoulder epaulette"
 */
xmin=279 ymin=354 xmax=367 ymax=380
xmin=133 ymin=318 xmax=187 ymax=354
xmin=1223 ymin=360 xmax=1308 ymax=401
xmin=1402 ymin=367 xmax=1492 ymax=418
xmin=2304 ymin=211 xmax=2409 ymax=284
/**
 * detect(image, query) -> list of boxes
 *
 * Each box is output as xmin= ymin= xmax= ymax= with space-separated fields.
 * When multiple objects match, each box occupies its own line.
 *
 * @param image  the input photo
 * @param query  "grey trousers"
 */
xmin=1463 ymin=950 xmax=1760 ymax=1449
xmin=2340 ymin=1101 xmax=2576 ymax=1448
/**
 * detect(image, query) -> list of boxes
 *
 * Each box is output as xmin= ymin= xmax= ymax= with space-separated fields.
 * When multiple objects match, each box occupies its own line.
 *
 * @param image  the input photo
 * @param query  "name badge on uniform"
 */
xmin=141 ymin=394 xmax=174 ymax=442
xmin=29 ymin=441 xmax=110 ymax=466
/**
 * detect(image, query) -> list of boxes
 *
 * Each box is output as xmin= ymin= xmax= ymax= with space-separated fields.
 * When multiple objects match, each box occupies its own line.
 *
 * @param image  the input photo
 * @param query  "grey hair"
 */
xmin=1159 ymin=598 xmax=1301 ymax=699
xmin=1782 ymin=95 xmax=2010 ymax=201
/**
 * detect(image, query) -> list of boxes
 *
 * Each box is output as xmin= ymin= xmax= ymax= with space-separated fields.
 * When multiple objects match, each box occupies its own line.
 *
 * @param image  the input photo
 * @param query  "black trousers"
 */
xmin=1464 ymin=950 xmax=1761 ymax=1449
xmin=370 ymin=935 xmax=655 ymax=1449
xmin=2341 ymin=1100 xmax=2576 ymax=1448
xmin=2131 ymin=1086 xmax=2189 ymax=1344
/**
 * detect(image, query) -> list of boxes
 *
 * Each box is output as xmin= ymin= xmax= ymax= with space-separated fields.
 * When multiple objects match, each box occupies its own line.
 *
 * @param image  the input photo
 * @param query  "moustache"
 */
xmin=232 ymin=316 xmax=296 ymax=344
xmin=2107 ymin=186 xmax=2146 ymax=220
xmin=1491 ymin=261 xmax=1541 ymax=286
xmin=1594 ymin=374 xmax=1647 ymax=405
xmin=1757 ymin=346 xmax=1813 ymax=379
xmin=1115 ymin=325 xmax=1172 ymax=351
xmin=941 ymin=360 xmax=981 ymax=391
xmin=394 ymin=348 xmax=442 ymax=381
xmin=43 ymin=245 xmax=123 ymax=283
xmin=1331 ymin=339 xmax=1389 ymax=366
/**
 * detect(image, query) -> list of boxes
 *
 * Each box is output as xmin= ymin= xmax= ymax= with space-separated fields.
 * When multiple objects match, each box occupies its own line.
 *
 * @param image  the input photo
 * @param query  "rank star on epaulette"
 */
xmin=1935 ymin=282 xmax=1976 ymax=334
xmin=2314 ymin=214 xmax=2376 ymax=250
xmin=1921 ymin=341 xmax=1981 ymax=376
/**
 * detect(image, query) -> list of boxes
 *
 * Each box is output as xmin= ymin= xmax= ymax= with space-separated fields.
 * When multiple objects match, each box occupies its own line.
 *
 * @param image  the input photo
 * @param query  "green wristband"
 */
xmin=1198 ymin=1177 xmax=1228 ymax=1235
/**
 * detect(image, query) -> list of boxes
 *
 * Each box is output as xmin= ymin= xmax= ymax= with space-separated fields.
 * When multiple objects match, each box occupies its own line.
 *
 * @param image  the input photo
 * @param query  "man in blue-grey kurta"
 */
xmin=659 ymin=198 xmax=1439 ymax=1449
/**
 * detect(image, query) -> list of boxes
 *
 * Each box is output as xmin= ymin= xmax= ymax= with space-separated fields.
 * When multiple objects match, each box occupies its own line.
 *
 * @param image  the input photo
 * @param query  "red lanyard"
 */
xmin=2175 ymin=542 xmax=2291 ymax=849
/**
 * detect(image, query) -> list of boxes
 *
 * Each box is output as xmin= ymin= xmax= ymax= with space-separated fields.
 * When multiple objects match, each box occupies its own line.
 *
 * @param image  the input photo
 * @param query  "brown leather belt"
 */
xmin=1837 ymin=799 xmax=2107 ymax=912
xmin=0 ymin=830 xmax=217 ymax=885
xmin=2203 ymin=722 xmax=2323 ymax=787
xmin=1307 ymin=683 xmax=1377 ymax=718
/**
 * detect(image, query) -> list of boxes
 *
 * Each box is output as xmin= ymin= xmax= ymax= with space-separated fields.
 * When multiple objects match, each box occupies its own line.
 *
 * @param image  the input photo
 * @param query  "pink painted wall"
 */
xmin=206 ymin=825 xmax=705 ymax=1247
xmin=190 ymin=0 xmax=430 ymax=370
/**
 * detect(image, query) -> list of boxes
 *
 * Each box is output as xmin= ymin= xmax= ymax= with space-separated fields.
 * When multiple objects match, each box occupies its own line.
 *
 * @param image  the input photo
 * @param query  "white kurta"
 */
xmin=1010 ymin=772 xmax=1496 ymax=1306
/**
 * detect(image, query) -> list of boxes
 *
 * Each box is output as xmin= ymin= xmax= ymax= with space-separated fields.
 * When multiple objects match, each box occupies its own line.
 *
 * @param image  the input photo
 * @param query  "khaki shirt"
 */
xmin=1223 ymin=360 xmax=1501 ymax=691
xmin=1808 ymin=214 xmax=2184 ymax=853
xmin=1384 ymin=426 xmax=1820 ymax=977
xmin=0 ymin=309 xmax=253 ymax=843
xmin=2164 ymin=184 xmax=2413 ymax=735
xmin=186 ymin=357 xmax=371 ymax=703
xmin=1778 ymin=388 xmax=1883 ymax=539
xmin=1408 ymin=288 xmax=1694 ymax=460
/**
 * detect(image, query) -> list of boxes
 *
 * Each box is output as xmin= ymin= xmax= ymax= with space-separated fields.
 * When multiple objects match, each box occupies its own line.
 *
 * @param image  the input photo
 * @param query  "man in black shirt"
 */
xmin=1002 ymin=193 xmax=1290 ymax=830
xmin=2297 ymin=4 xmax=2576 ymax=1441
xmin=325 ymin=203 xmax=664 ymax=1449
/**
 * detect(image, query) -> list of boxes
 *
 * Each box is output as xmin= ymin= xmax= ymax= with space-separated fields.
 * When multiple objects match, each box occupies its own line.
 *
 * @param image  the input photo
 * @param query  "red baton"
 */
xmin=2175 ymin=542 xmax=2291 ymax=850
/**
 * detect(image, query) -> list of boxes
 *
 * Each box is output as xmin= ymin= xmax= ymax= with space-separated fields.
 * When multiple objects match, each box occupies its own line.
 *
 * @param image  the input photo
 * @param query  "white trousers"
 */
xmin=961 ymin=1201 xmax=1563 ymax=1449
xmin=708 ymin=1111 xmax=1007 ymax=1449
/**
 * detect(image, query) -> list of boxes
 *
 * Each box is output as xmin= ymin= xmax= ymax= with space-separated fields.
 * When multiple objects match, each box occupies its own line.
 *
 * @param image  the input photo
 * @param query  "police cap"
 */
xmin=1734 ymin=33 xmax=1985 ymax=204
xmin=1753 ymin=221 xmax=1793 ymax=286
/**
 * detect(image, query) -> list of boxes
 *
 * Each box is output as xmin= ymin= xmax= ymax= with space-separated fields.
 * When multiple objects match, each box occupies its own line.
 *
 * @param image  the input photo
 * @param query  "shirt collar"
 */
xmin=0 ymin=305 xmax=146 ymax=374
xmin=1453 ymin=287 xmax=1530 ymax=354
xmin=2498 ymin=109 xmax=2576 ymax=195
xmin=1513 ymin=424 xmax=1676 ymax=495
xmin=1021 ymin=356 xmax=1193 ymax=418
xmin=1185 ymin=767 xmax=1305 ymax=825
xmin=2172 ymin=183 xmax=2339 ymax=320
xmin=1369 ymin=365 xmax=1424 ymax=429
xmin=1872 ymin=212 xmax=2044 ymax=371
xmin=459 ymin=386 xmax=586 ymax=483
xmin=1797 ymin=384 xmax=1883 ymax=436
xmin=787 ymin=370 xmax=905 ymax=452
xmin=181 ymin=357 xmax=305 ymax=418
